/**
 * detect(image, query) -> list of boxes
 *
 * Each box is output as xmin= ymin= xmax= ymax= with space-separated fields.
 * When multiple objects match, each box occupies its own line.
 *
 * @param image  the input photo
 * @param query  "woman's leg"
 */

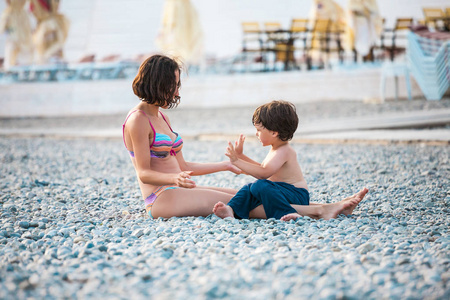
xmin=197 ymin=185 xmax=266 ymax=218
xmin=151 ymin=187 xmax=235 ymax=218
xmin=197 ymin=186 xmax=238 ymax=195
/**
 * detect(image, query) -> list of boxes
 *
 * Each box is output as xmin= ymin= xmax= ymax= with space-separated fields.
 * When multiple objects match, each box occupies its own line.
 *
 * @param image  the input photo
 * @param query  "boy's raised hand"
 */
xmin=234 ymin=134 xmax=246 ymax=156
xmin=225 ymin=141 xmax=239 ymax=162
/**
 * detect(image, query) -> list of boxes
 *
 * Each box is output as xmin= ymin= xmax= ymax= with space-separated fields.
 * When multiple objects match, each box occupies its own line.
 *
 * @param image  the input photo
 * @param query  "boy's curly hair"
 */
xmin=252 ymin=100 xmax=298 ymax=141
xmin=132 ymin=55 xmax=182 ymax=109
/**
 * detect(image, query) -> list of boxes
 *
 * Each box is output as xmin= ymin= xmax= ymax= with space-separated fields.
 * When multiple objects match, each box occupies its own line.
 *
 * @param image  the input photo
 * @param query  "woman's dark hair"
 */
xmin=252 ymin=100 xmax=298 ymax=141
xmin=132 ymin=55 xmax=182 ymax=109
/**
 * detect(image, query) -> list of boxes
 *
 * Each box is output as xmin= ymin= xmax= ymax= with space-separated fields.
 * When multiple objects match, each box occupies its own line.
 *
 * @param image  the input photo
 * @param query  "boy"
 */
xmin=213 ymin=100 xmax=367 ymax=220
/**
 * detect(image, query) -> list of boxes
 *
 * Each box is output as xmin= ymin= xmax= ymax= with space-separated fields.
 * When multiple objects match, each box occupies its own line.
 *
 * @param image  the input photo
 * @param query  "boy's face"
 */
xmin=254 ymin=123 xmax=278 ymax=146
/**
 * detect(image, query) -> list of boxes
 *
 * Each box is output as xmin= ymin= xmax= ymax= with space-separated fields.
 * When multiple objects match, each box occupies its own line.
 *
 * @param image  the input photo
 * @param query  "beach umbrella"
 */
xmin=309 ymin=0 xmax=346 ymax=28
xmin=346 ymin=0 xmax=382 ymax=57
xmin=308 ymin=0 xmax=346 ymax=63
xmin=0 ymin=0 xmax=33 ymax=69
xmin=29 ymin=0 xmax=70 ymax=64
xmin=155 ymin=0 xmax=204 ymax=65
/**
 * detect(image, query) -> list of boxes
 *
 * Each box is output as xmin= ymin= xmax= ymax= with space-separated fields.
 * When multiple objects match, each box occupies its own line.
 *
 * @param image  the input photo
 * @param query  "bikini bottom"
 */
xmin=144 ymin=185 xmax=179 ymax=219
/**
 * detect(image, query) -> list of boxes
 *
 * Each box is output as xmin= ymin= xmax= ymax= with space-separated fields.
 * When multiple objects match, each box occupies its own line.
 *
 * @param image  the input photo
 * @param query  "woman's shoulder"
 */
xmin=125 ymin=110 xmax=152 ymax=131
xmin=126 ymin=109 xmax=148 ymax=121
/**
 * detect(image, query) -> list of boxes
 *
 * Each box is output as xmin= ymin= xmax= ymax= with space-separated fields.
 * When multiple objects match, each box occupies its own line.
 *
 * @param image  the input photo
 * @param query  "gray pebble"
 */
xmin=0 ymin=136 xmax=449 ymax=299
xmin=18 ymin=221 xmax=30 ymax=229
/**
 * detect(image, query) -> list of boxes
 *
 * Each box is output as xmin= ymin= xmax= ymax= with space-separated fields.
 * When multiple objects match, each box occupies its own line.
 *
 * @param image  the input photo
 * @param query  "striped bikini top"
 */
xmin=122 ymin=110 xmax=183 ymax=159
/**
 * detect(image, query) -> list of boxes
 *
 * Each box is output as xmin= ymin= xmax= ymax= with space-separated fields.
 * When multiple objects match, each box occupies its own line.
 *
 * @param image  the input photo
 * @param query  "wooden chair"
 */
xmin=327 ymin=20 xmax=345 ymax=61
xmin=291 ymin=19 xmax=308 ymax=32
xmin=240 ymin=22 xmax=266 ymax=71
xmin=263 ymin=22 xmax=285 ymax=49
xmin=308 ymin=19 xmax=344 ymax=68
xmin=290 ymin=18 xmax=309 ymax=50
xmin=373 ymin=18 xmax=388 ymax=61
xmin=309 ymin=19 xmax=330 ymax=50
xmin=288 ymin=19 xmax=310 ymax=68
xmin=383 ymin=18 xmax=414 ymax=61
xmin=262 ymin=21 xmax=295 ymax=70
xmin=446 ymin=8 xmax=450 ymax=30
xmin=241 ymin=22 xmax=263 ymax=52
xmin=423 ymin=8 xmax=446 ymax=31
xmin=263 ymin=22 xmax=282 ymax=33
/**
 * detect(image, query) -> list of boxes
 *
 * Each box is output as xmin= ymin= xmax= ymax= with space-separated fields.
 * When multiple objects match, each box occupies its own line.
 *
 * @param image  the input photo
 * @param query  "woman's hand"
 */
xmin=225 ymin=141 xmax=239 ymax=162
xmin=234 ymin=134 xmax=245 ymax=156
xmin=226 ymin=161 xmax=242 ymax=175
xmin=174 ymin=171 xmax=196 ymax=188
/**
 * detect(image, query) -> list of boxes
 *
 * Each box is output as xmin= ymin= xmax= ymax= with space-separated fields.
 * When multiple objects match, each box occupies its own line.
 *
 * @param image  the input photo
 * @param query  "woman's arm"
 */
xmin=176 ymin=151 xmax=241 ymax=176
xmin=161 ymin=113 xmax=241 ymax=176
xmin=128 ymin=114 xmax=196 ymax=188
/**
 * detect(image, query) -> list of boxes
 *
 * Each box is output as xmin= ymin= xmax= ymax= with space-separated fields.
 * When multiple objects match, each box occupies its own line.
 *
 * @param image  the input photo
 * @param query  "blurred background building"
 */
xmin=0 ymin=0 xmax=448 ymax=64
xmin=0 ymin=0 xmax=449 ymax=117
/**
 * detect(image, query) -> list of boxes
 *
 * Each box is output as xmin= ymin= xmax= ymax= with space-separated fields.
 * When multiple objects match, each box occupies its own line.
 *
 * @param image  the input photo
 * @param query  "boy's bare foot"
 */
xmin=281 ymin=213 xmax=301 ymax=222
xmin=341 ymin=187 xmax=368 ymax=216
xmin=320 ymin=200 xmax=355 ymax=220
xmin=321 ymin=187 xmax=368 ymax=220
xmin=281 ymin=188 xmax=368 ymax=221
xmin=213 ymin=201 xmax=234 ymax=219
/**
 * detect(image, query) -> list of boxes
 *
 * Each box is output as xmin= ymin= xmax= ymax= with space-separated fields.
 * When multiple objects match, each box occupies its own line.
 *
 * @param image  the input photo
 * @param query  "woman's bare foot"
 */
xmin=213 ymin=201 xmax=234 ymax=219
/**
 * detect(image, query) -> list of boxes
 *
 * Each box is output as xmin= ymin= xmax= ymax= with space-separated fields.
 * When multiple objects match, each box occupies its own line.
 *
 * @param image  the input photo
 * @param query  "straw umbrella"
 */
xmin=155 ymin=0 xmax=204 ymax=65
xmin=309 ymin=0 xmax=346 ymax=27
xmin=346 ymin=0 xmax=382 ymax=58
xmin=29 ymin=0 xmax=70 ymax=64
xmin=0 ymin=0 xmax=33 ymax=69
xmin=308 ymin=0 xmax=346 ymax=65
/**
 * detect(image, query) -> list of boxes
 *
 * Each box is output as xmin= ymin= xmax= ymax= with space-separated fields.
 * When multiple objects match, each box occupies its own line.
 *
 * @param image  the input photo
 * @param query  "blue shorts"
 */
xmin=228 ymin=179 xmax=310 ymax=219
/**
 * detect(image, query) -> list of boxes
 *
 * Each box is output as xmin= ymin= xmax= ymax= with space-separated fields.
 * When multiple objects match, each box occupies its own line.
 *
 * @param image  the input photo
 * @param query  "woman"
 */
xmin=123 ymin=54 xmax=249 ymax=219
xmin=123 ymin=54 xmax=367 ymax=219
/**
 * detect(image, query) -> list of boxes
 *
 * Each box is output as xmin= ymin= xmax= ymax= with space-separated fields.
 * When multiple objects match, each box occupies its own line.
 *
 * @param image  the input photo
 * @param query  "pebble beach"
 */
xmin=0 ymin=99 xmax=449 ymax=299
xmin=1 ymin=133 xmax=449 ymax=299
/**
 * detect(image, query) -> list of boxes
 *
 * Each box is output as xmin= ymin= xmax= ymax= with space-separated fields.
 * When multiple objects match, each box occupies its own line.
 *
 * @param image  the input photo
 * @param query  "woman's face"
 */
xmin=162 ymin=70 xmax=180 ymax=109
xmin=174 ymin=70 xmax=180 ymax=98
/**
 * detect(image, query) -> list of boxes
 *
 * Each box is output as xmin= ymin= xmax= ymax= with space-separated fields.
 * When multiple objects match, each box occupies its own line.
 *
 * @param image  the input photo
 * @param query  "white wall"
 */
xmin=0 ymin=68 xmax=423 ymax=117
xmin=0 ymin=0 xmax=448 ymax=62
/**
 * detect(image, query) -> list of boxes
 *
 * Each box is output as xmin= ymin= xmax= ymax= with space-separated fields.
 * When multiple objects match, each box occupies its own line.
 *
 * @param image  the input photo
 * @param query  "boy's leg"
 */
xmin=249 ymin=180 xmax=304 ymax=219
xmin=228 ymin=182 xmax=262 ymax=219
xmin=282 ymin=187 xmax=368 ymax=221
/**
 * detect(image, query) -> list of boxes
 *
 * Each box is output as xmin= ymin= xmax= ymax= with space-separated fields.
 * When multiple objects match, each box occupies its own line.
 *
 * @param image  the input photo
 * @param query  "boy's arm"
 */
xmin=226 ymin=142 xmax=288 ymax=179
xmin=233 ymin=134 xmax=260 ymax=165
